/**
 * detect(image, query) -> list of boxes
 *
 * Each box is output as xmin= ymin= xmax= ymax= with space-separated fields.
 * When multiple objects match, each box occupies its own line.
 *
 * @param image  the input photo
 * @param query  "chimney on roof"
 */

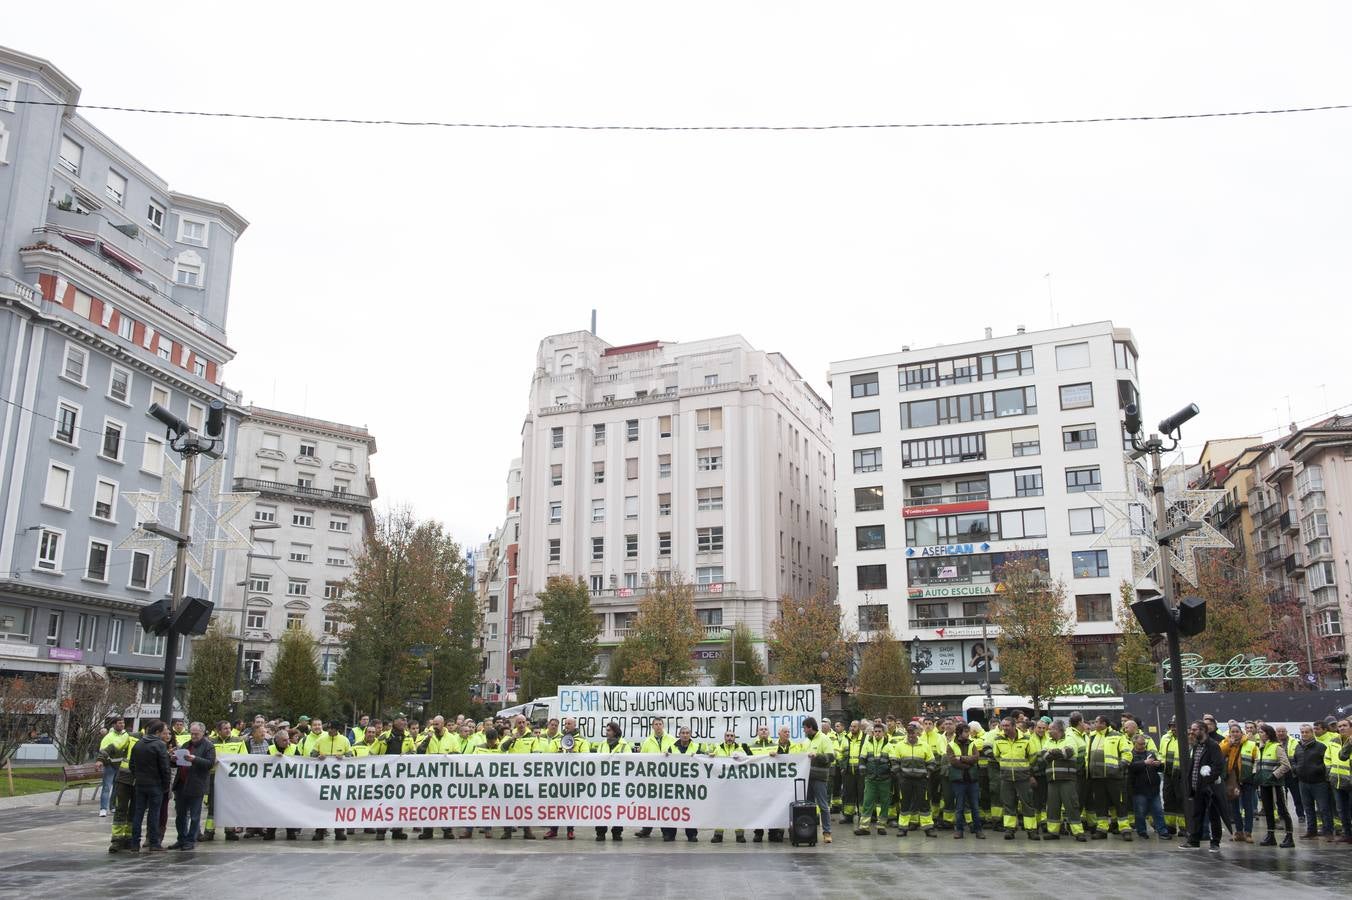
xmin=590 ymin=309 xmax=597 ymax=336
xmin=984 ymin=327 xmax=993 ymax=340
xmin=1016 ymin=325 xmax=1026 ymax=334
xmin=901 ymin=345 xmax=910 ymax=352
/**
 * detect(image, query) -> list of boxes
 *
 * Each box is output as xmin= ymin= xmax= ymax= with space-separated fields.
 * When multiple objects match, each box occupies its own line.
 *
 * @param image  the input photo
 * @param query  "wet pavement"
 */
xmin=2 ymin=801 xmax=1351 ymax=899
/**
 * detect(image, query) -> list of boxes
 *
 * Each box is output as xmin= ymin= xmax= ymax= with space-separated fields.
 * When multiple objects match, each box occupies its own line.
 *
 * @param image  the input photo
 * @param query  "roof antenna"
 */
xmin=590 ymin=309 xmax=597 ymax=336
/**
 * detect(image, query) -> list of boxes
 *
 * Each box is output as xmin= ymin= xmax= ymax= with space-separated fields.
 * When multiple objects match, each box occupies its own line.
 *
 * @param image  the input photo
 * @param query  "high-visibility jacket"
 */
xmin=712 ymin=741 xmax=748 ymax=758
xmin=992 ymin=734 xmax=1037 ymax=782
xmin=922 ymin=728 xmax=948 ymax=759
xmin=172 ymin=728 xmax=191 ymax=747
xmin=748 ymin=738 xmax=777 ymax=757
xmin=269 ymin=743 xmax=300 ymax=756
xmin=545 ymin=732 xmax=590 ymax=754
xmin=839 ymin=732 xmax=865 ymax=768
xmin=310 ymin=734 xmax=352 ymax=757
xmin=1220 ymin=737 xmax=1259 ymax=784
xmin=299 ymin=731 xmax=326 ymax=756
xmin=593 ymin=737 xmax=630 ymax=754
xmin=214 ymin=734 xmax=246 ymax=756
xmin=671 ymin=739 xmax=703 ymax=756
xmin=1026 ymin=732 xmax=1045 ymax=755
xmin=536 ymin=731 xmax=563 ymax=752
xmin=640 ymin=733 xmax=677 ymax=754
xmin=1159 ymin=732 xmax=1182 ymax=774
xmin=859 ymin=735 xmax=892 ymax=779
xmin=418 ymin=729 xmax=458 ymax=754
xmin=1086 ymin=729 xmax=1129 ymax=778
xmin=1256 ymin=741 xmax=1290 ymax=785
xmin=802 ymin=730 xmax=835 ymax=763
xmin=470 ymin=744 xmax=502 ymax=754
xmin=1328 ymin=737 xmax=1350 ymax=790
xmin=98 ymin=730 xmax=134 ymax=766
xmin=502 ymin=730 xmax=538 ymax=753
xmin=466 ymin=731 xmax=487 ymax=750
xmin=373 ymin=733 xmax=416 ymax=755
xmin=1037 ymin=736 xmax=1081 ymax=782
xmin=1123 ymin=732 xmax=1158 ymax=758
xmin=892 ymin=740 xmax=935 ymax=779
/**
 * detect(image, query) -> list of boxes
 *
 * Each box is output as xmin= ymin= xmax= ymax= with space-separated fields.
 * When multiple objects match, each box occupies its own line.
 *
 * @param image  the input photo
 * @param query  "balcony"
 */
xmin=1214 ymin=502 xmax=1241 ymax=527
xmin=903 ymin=491 xmax=989 ymax=509
xmin=909 ymin=616 xmax=990 ymax=630
xmin=1280 ymin=511 xmax=1298 ymax=534
xmin=1256 ymin=504 xmax=1283 ymax=528
xmin=589 ymin=582 xmax=741 ymax=601
xmin=234 ymin=478 xmax=372 ymax=509
xmin=1287 ymin=553 xmax=1305 ymax=577
xmin=1262 ymin=546 xmax=1285 ymax=568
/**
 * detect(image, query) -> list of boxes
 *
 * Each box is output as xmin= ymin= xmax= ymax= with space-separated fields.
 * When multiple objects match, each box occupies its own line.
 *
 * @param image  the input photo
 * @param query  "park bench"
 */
xmin=55 ymin=762 xmax=101 ymax=806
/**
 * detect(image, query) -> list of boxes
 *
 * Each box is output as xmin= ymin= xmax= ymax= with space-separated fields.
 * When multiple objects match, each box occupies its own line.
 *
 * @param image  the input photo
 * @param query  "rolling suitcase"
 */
xmin=789 ymin=777 xmax=818 ymax=846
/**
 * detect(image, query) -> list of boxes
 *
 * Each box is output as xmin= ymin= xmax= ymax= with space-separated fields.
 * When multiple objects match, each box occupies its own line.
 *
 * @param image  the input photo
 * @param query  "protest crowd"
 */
xmin=93 ymin=707 xmax=1352 ymax=854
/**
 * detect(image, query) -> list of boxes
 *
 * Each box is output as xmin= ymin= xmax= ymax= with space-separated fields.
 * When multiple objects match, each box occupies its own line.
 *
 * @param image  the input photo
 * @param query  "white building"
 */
xmin=829 ymin=322 xmax=1142 ymax=705
xmin=474 ymin=457 xmax=519 ymax=704
xmin=220 ymin=406 xmax=377 ymax=689
xmin=513 ymin=332 xmax=834 ymax=682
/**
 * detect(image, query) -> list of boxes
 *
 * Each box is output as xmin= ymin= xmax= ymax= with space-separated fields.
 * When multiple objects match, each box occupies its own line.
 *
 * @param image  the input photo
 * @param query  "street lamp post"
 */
xmin=233 ymin=522 xmax=279 ymax=713
xmin=910 ymin=636 xmax=926 ymax=713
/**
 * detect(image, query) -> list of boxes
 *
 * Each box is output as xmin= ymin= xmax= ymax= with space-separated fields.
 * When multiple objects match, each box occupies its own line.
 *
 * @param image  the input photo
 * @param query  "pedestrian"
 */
xmin=837 ymin=720 xmax=864 ymax=826
xmin=893 ymin=722 xmax=936 ymax=837
xmin=667 ymin=726 xmax=703 ymax=843
xmin=855 ymin=722 xmax=893 ymax=836
xmin=1181 ymin=720 xmax=1227 ymax=852
xmin=1276 ymin=724 xmax=1304 ymax=824
xmin=592 ymin=721 xmax=628 ymax=842
xmin=992 ymin=717 xmax=1038 ymax=840
xmin=1127 ymin=734 xmax=1169 ymax=839
xmin=128 ymin=720 xmax=173 ymax=852
xmin=96 ymin=717 xmax=132 ymax=818
xmin=635 ymin=717 xmax=676 ymax=840
xmin=1254 ymin=724 xmax=1294 ymax=847
xmin=1159 ymin=719 xmax=1185 ymax=837
xmin=1085 ymin=715 xmax=1131 ymax=840
xmin=1332 ymin=719 xmax=1352 ymax=843
xmin=710 ymin=729 xmax=750 ymax=844
xmin=800 ymin=716 xmax=835 ymax=844
xmin=1219 ymin=722 xmax=1259 ymax=842
xmin=947 ymin=722 xmax=984 ymax=839
xmin=169 ymin=722 xmax=215 ymax=850
xmin=1294 ymin=723 xmax=1335 ymax=840
xmin=1038 ymin=719 xmax=1085 ymax=842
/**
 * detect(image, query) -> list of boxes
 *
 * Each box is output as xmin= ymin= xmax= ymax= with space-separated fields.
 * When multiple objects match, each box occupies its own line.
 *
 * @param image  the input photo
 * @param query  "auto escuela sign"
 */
xmin=554 ymin=684 xmax=823 ymax=742
xmin=214 ymin=752 xmax=807 ymax=831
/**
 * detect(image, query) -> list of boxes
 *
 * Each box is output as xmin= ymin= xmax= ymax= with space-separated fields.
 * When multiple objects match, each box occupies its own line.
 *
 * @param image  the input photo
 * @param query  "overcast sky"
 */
xmin=9 ymin=3 xmax=1351 ymax=550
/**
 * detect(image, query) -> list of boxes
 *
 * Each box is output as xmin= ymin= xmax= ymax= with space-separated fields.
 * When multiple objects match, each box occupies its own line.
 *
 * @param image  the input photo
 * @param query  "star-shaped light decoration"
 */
xmin=1159 ymin=489 xmax=1233 ymax=586
xmin=119 ymin=458 xmax=257 ymax=590
xmin=1091 ymin=481 xmax=1233 ymax=588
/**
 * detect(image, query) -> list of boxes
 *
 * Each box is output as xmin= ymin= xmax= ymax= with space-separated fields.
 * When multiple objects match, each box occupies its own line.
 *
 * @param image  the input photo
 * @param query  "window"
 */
xmin=1068 ymin=507 xmax=1106 ymax=535
xmin=658 ymin=416 xmax=672 ymax=438
xmin=147 ymin=201 xmax=165 ymax=232
xmin=156 ymin=336 xmax=172 ymax=360
xmin=86 ymin=540 xmax=109 ymax=581
xmin=1012 ymin=437 xmax=1041 ymax=457
xmin=105 ymin=170 xmax=127 ymax=205
xmin=43 ymin=463 xmax=72 ymax=508
xmin=296 ymin=472 xmax=315 ymax=490
xmin=36 ymin=528 xmax=62 ymax=571
xmin=253 ymin=505 xmax=277 ymax=523
xmin=0 ymin=77 xmax=12 ymax=110
xmin=697 ymin=448 xmax=723 ymax=471
xmin=129 ymin=551 xmax=151 ymax=589
xmin=329 ymin=515 xmax=350 ymax=533
xmin=899 ymin=386 xmax=1038 ymax=429
xmin=914 ymin=603 xmax=948 ymax=623
xmin=287 ymin=578 xmax=309 ymax=596
xmin=658 ymin=532 xmax=672 ymax=557
xmin=179 ymin=218 xmax=207 ymax=245
xmin=101 ymin=419 xmax=124 ymax=461
xmin=550 ymin=427 xmax=563 ymax=449
xmin=1059 ymin=383 xmax=1094 ymax=410
xmin=183 ymin=402 xmax=205 ymax=435
xmin=658 ymin=493 xmax=671 ymax=516
xmin=59 ymin=136 xmax=82 ymax=174
xmin=133 ymin=629 xmax=169 ymax=657
xmin=1062 ymin=426 xmax=1097 ymax=451
xmin=549 ymin=538 xmax=561 ymax=562
xmin=244 ymin=651 xmax=263 ymax=682
xmin=246 ymin=610 xmax=267 ymax=630
xmin=93 ymin=479 xmax=117 ymax=520
xmin=46 ymin=611 xmax=63 ymax=647
xmin=593 ymin=423 xmax=606 ymax=446
xmin=1055 ymin=342 xmax=1090 ymax=370
xmin=697 ymin=486 xmax=723 ymax=511
xmin=1013 ymin=469 xmax=1043 ymax=497
xmin=332 ymin=478 xmax=350 ymax=494
xmin=193 ymin=359 xmax=207 ymax=378
xmin=591 ymin=536 xmax=605 ymax=561
xmin=591 ymin=461 xmax=605 ymax=485
xmin=853 ymin=447 xmax=883 ymax=473
xmin=624 ymin=496 xmax=638 ymax=519
xmin=324 ymin=582 xmax=344 ymax=600
xmin=1076 ymin=593 xmax=1112 ymax=622
xmin=549 ymin=502 xmax=562 ymax=524
xmin=550 ymin=463 xmax=563 ymax=487
xmin=856 ymin=524 xmax=886 ymax=551
xmin=591 ymin=499 xmax=605 ymax=523
xmin=658 ymin=454 xmax=671 ymax=478
xmin=858 ymin=604 xmax=889 ymax=630
xmin=63 ymin=343 xmax=87 ymax=384
xmin=326 ymin=548 xmax=348 ymax=567
xmin=998 ymin=508 xmax=1048 ymax=540
xmin=900 ymin=433 xmax=986 ymax=468
xmin=703 ymin=374 xmax=719 ymax=386
xmin=289 ymin=544 xmax=312 ymax=563
xmin=857 ymin=564 xmax=888 ymax=590
xmin=1072 ymin=550 xmax=1110 ymax=578
xmin=247 ymin=575 xmax=271 ymax=592
xmin=697 ymin=527 xmax=724 ymax=553
xmin=697 ymin=407 xmax=723 ymax=432
xmin=175 ymin=261 xmax=202 ymax=286
xmin=626 ymin=419 xmax=639 ymax=442
xmin=487 ymin=595 xmax=499 ymax=614
xmin=322 ymin=613 xmax=340 ymax=637
xmin=118 ymin=315 xmax=135 ymax=341
xmin=108 ymin=618 xmax=123 ymax=654
xmin=852 ymin=409 xmax=881 ymax=434
xmin=900 ymin=347 xmax=1034 ymax=390
xmin=285 ymin=612 xmax=305 ymax=631
xmin=851 ymin=372 xmax=879 ymax=398
xmin=294 ymin=440 xmax=317 ymax=459
xmin=150 ymin=385 xmax=170 ymax=410
xmin=1114 ymin=341 xmax=1136 ymax=371
xmin=1065 ymin=466 xmax=1102 ymax=493
xmin=254 ymin=540 xmax=275 ymax=560
xmin=625 ymin=457 xmax=638 ymax=480
xmin=696 ymin=566 xmax=724 ymax=585
xmin=854 ymin=486 xmax=884 ymax=512
xmin=963 ymin=600 xmax=990 ymax=618
xmin=625 ymin=534 xmax=639 ymax=559
xmin=293 ymin=511 xmax=314 ymax=528
xmin=108 ymin=366 xmax=131 ymax=403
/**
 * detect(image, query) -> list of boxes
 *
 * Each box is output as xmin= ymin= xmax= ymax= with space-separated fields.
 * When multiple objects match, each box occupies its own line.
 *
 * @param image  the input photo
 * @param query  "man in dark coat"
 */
xmin=1181 ymin=720 xmax=1227 ymax=852
xmin=170 ymin=721 xmax=216 ymax=850
xmin=129 ymin=719 xmax=173 ymax=851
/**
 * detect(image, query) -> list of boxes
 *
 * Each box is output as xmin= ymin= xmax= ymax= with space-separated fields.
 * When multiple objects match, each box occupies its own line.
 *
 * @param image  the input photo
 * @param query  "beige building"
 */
xmin=513 ymin=332 xmax=834 ymax=682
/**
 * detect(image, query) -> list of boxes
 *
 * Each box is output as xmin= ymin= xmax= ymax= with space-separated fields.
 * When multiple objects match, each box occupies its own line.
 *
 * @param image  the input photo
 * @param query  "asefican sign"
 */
xmin=1161 ymin=653 xmax=1300 ymax=681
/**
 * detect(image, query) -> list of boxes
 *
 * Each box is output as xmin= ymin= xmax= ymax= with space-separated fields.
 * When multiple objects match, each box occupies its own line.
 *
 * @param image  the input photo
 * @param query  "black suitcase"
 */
xmin=789 ymin=777 xmax=818 ymax=846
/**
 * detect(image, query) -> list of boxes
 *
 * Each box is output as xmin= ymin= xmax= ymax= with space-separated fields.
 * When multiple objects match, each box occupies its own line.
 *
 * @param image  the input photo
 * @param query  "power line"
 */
xmin=10 ymin=99 xmax=1351 ymax=132
xmin=0 ymin=393 xmax=166 ymax=446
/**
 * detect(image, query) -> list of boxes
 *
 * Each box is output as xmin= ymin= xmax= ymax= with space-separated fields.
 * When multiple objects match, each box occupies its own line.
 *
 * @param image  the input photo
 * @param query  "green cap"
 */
xmin=1039 ymin=716 xmax=1052 ymax=725
xmin=297 ymin=715 xmax=310 ymax=723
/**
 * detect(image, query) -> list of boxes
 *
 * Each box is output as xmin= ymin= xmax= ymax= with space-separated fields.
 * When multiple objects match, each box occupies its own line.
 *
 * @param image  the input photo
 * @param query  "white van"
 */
xmin=497 ymin=696 xmax=556 ymax=728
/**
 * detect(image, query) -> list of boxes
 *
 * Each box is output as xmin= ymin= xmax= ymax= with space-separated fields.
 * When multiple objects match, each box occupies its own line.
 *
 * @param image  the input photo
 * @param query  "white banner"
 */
xmin=213 ymin=753 xmax=808 ymax=830
xmin=553 ymin=684 xmax=823 ymax=742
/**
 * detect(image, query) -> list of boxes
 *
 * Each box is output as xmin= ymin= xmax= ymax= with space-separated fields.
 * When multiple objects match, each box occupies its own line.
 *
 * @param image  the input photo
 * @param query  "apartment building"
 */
xmin=829 ymin=322 xmax=1142 ymax=706
xmin=474 ymin=458 xmax=520 ymax=703
xmin=512 ymin=332 xmax=834 ymax=684
xmin=220 ymin=407 xmax=376 ymax=691
xmin=0 ymin=46 xmax=247 ymax=712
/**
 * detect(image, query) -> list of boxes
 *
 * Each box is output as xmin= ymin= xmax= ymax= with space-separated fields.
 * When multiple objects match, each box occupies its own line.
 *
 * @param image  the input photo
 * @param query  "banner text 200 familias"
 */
xmin=213 ymin=753 xmax=808 ymax=830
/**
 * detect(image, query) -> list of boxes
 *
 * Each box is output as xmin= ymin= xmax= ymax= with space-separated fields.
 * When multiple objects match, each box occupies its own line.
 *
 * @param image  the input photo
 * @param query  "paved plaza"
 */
xmin=2 ymin=797 xmax=1351 ymax=899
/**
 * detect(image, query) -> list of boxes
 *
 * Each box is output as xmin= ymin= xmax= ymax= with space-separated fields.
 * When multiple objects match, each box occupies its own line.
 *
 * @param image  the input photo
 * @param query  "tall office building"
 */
xmin=512 ymin=332 xmax=834 ymax=683
xmin=829 ymin=322 xmax=1142 ymax=707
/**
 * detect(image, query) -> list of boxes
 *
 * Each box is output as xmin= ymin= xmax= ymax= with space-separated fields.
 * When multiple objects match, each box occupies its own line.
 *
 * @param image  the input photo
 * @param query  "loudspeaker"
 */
xmin=1178 ymin=595 xmax=1206 ymax=637
xmin=170 ymin=596 xmax=215 ymax=636
xmin=138 ymin=597 xmax=172 ymax=636
xmin=1130 ymin=595 xmax=1173 ymax=636
xmin=789 ymin=801 xmax=818 ymax=846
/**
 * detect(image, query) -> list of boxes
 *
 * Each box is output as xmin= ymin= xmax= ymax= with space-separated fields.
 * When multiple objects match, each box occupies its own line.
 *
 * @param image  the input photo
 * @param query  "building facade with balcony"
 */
xmin=829 ymin=322 xmax=1142 ymax=706
xmin=1195 ymin=437 xmax=1265 ymax=563
xmin=473 ymin=458 xmax=520 ymax=705
xmin=513 ymin=332 xmax=834 ymax=684
xmin=0 ymin=45 xmax=248 ymax=711
xmin=220 ymin=407 xmax=377 ymax=690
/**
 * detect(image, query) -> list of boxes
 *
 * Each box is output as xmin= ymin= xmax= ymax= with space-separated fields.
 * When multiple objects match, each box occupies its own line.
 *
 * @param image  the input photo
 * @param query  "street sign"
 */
xmin=1305 ymin=673 xmax=1318 ymax=685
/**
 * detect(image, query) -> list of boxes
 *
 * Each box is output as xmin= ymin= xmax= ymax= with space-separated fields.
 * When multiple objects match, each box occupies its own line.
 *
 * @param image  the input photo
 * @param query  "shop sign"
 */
xmin=1161 ymin=653 xmax=1300 ymax=681
xmin=906 ymin=542 xmax=991 ymax=558
xmin=907 ymin=584 xmax=996 ymax=599
xmin=903 ymin=500 xmax=990 ymax=519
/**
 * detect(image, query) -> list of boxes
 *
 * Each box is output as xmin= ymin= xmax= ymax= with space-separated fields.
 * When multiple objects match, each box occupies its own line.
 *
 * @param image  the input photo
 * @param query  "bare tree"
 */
xmin=52 ymin=669 xmax=137 ymax=765
xmin=0 ymin=674 xmax=59 ymax=769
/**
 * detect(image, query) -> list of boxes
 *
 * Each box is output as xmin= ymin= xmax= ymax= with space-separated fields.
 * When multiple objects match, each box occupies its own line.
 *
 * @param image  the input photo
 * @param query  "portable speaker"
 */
xmin=170 ymin=596 xmax=215 ymax=636
xmin=789 ymin=778 xmax=818 ymax=846
xmin=1130 ymin=595 xmax=1173 ymax=636
xmin=1177 ymin=595 xmax=1206 ymax=637
xmin=138 ymin=597 xmax=172 ymax=636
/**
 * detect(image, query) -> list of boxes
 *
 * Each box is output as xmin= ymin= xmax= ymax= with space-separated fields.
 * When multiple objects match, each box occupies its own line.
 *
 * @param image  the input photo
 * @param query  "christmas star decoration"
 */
xmin=1090 ymin=492 xmax=1153 ymax=549
xmin=1160 ymin=489 xmax=1232 ymax=586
